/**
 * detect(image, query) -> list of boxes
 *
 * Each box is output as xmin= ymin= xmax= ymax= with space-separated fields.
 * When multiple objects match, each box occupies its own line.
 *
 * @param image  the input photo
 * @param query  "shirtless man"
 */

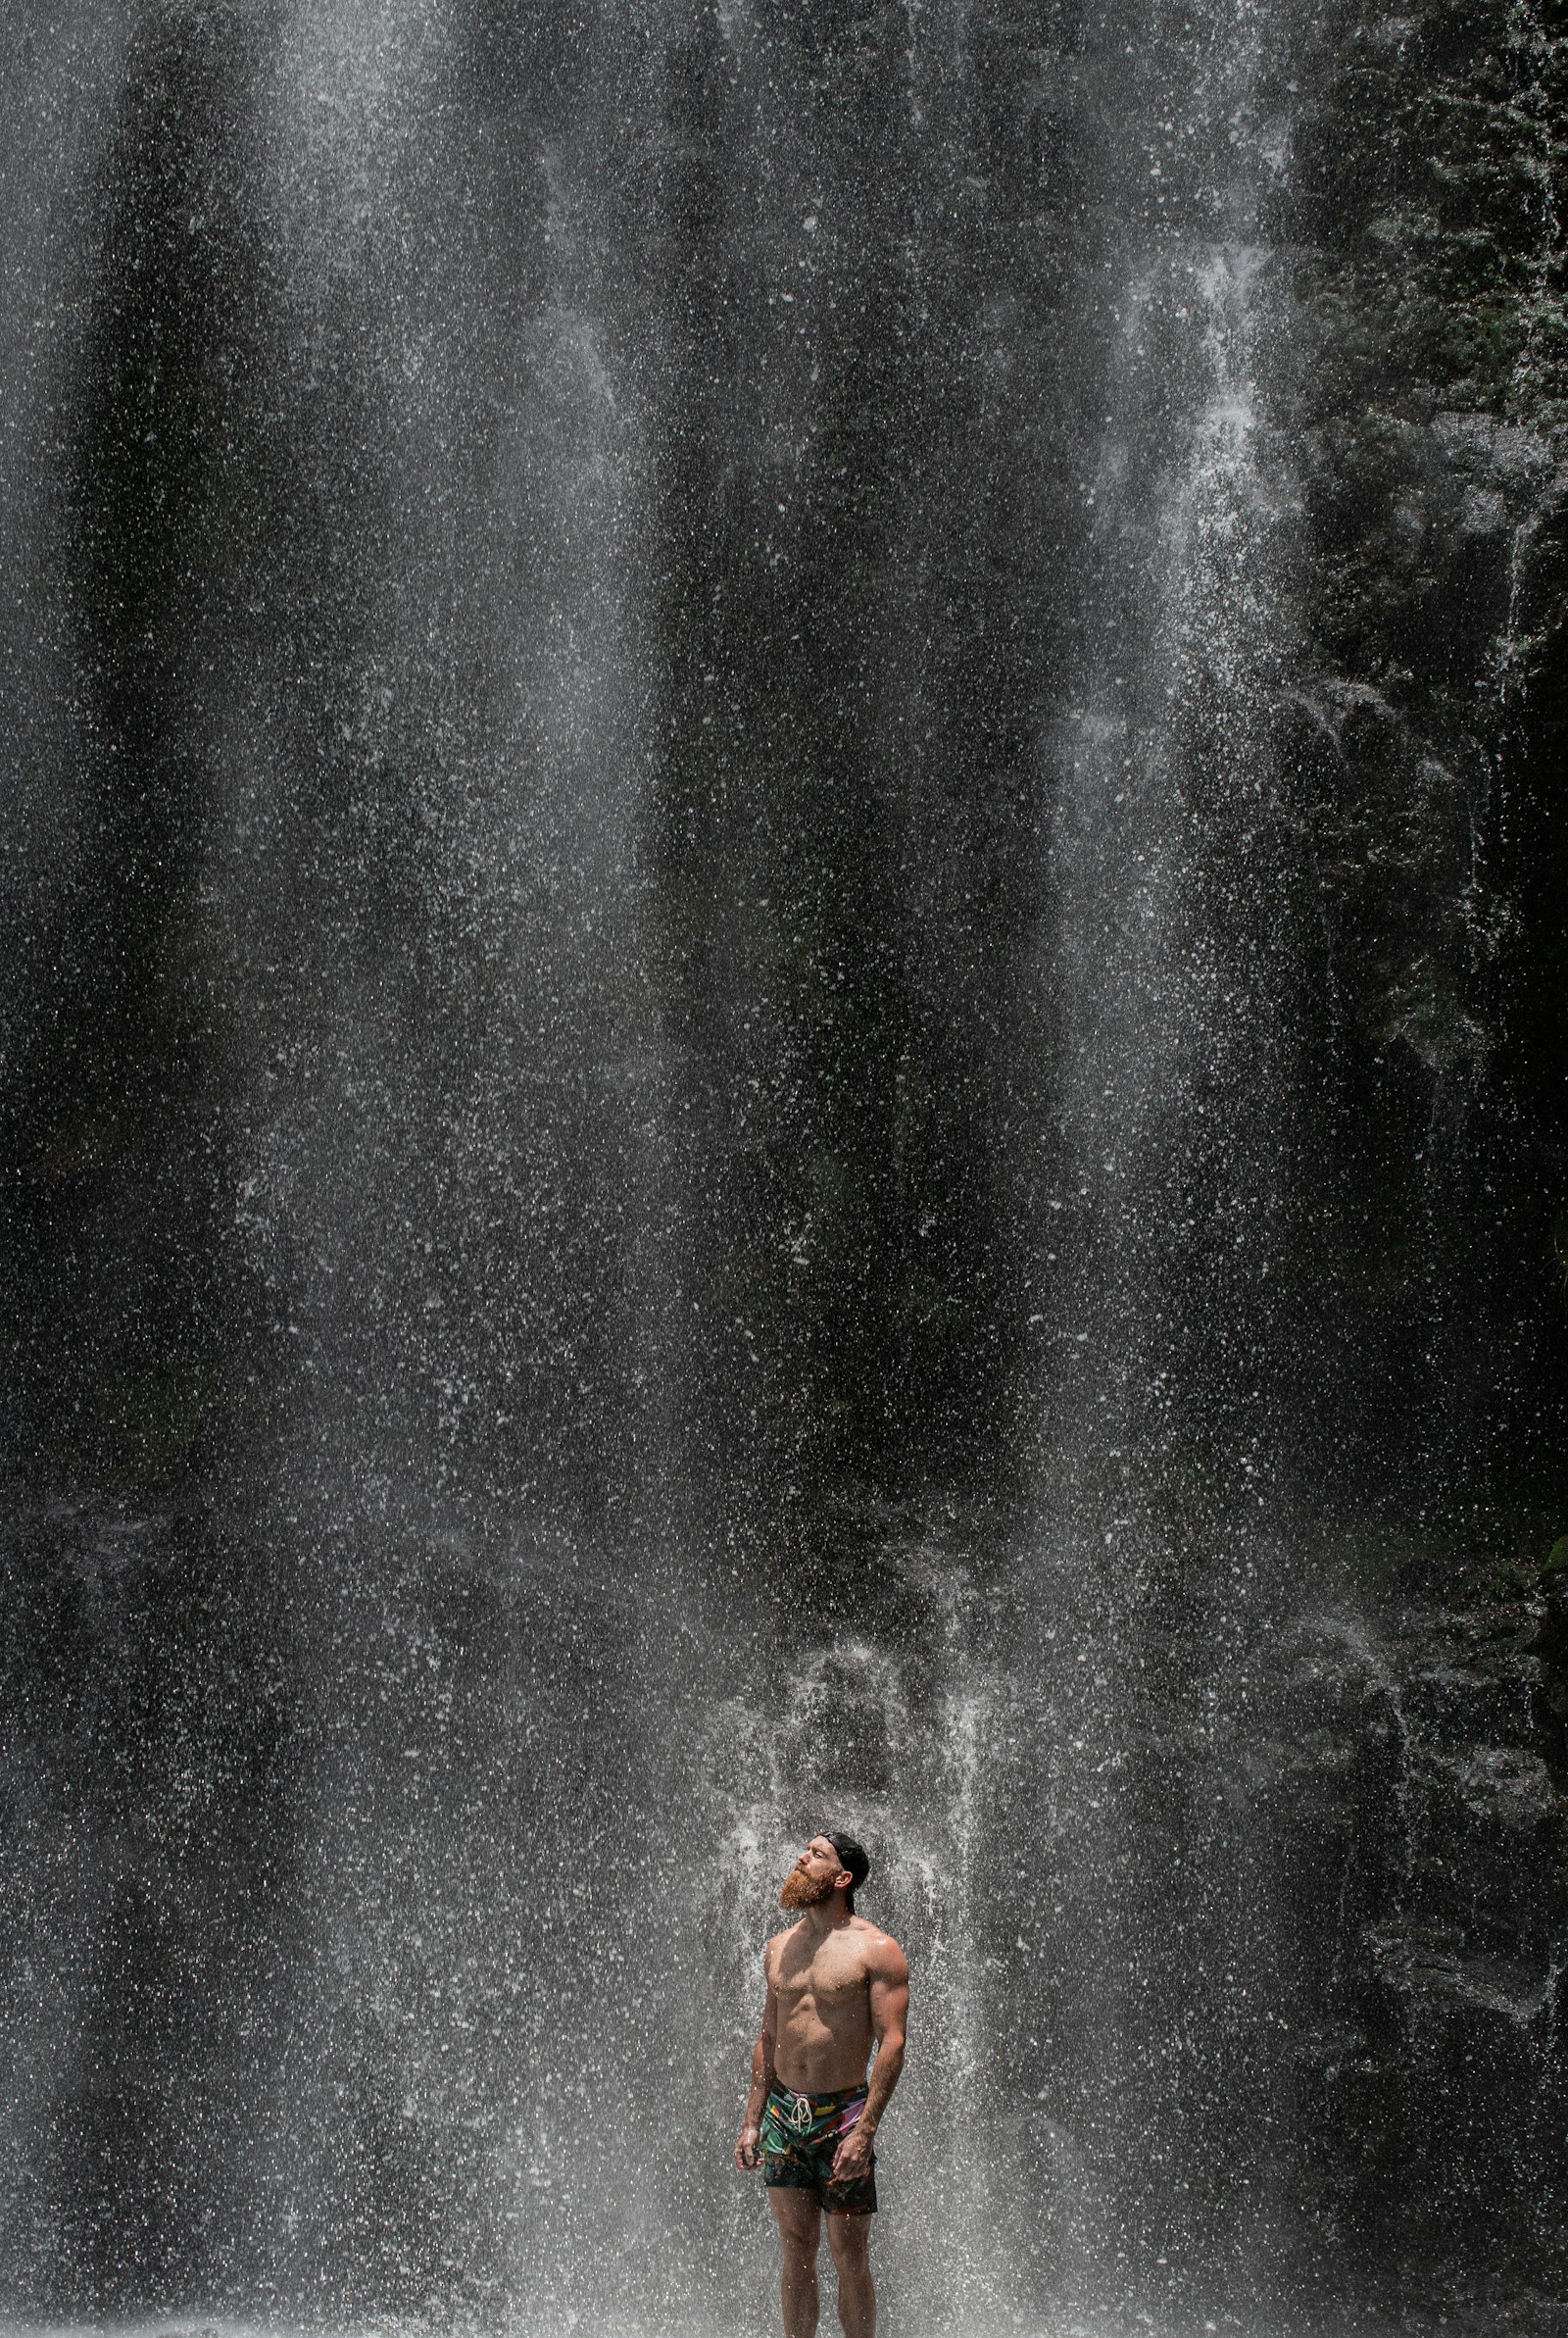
xmin=733 ymin=1831 xmax=910 ymax=2338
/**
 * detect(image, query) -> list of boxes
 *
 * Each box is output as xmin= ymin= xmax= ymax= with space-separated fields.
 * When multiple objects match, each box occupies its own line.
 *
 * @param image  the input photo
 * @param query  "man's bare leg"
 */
xmin=826 ymin=2212 xmax=874 ymax=2338
xmin=769 ymin=2188 xmax=822 ymax=2338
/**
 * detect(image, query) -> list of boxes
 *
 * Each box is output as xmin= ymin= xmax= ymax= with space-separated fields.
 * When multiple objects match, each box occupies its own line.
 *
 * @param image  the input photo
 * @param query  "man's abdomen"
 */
xmin=773 ymin=1999 xmax=873 ymax=2094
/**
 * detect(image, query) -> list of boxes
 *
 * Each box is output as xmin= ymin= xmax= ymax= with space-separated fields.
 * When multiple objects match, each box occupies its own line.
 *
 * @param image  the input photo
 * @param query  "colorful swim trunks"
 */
xmin=760 ymin=2079 xmax=877 ymax=2214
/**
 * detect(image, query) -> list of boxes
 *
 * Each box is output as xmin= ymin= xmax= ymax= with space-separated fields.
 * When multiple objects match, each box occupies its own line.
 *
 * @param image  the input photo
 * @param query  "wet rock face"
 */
xmin=966 ymin=1532 xmax=1568 ymax=2327
xmin=1269 ymin=1560 xmax=1568 ymax=2310
xmin=1271 ymin=0 xmax=1568 ymax=1497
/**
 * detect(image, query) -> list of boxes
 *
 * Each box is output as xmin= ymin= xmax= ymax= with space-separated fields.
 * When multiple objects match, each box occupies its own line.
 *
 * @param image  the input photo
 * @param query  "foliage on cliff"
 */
xmin=1277 ymin=0 xmax=1568 ymax=1502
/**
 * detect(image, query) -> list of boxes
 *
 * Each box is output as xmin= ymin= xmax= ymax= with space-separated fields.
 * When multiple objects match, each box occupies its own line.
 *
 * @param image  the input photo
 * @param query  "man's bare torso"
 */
xmin=767 ymin=1915 xmax=892 ymax=2093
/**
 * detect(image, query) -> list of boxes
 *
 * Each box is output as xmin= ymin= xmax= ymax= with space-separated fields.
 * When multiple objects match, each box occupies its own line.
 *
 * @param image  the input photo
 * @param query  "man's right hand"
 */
xmin=734 ymin=2123 xmax=762 ymax=2172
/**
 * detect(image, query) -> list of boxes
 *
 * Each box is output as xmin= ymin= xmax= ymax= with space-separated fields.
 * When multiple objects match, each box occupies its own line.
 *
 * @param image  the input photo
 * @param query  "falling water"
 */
xmin=3 ymin=0 xmax=1565 ymax=2332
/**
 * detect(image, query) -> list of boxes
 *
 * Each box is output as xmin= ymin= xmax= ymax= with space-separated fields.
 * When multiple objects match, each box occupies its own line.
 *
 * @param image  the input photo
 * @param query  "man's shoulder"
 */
xmin=764 ymin=1921 xmax=804 ymax=1962
xmin=850 ymin=1917 xmax=909 ymax=1978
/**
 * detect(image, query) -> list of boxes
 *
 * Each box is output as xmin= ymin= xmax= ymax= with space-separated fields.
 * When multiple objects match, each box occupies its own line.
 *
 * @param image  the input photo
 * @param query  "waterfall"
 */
xmin=3 ymin=0 xmax=1565 ymax=2330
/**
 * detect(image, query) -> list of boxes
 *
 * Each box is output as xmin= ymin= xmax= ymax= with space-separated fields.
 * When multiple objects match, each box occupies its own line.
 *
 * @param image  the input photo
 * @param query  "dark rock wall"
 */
xmin=1267 ymin=1544 xmax=1568 ymax=2316
xmin=1278 ymin=0 xmax=1568 ymax=1505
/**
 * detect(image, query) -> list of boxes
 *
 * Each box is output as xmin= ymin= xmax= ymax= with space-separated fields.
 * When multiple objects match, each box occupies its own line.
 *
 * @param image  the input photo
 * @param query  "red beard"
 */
xmin=780 ymin=1865 xmax=837 ymax=1911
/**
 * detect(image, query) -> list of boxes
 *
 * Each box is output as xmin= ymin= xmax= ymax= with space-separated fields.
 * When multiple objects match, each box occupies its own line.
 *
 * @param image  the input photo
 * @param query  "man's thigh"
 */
xmin=825 ymin=2211 xmax=872 ymax=2265
xmin=769 ymin=2188 xmax=823 ymax=2254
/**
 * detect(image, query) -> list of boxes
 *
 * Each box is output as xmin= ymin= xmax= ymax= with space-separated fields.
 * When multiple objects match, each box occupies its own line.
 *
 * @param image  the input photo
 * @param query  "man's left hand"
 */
xmin=831 ymin=2121 xmax=874 ymax=2183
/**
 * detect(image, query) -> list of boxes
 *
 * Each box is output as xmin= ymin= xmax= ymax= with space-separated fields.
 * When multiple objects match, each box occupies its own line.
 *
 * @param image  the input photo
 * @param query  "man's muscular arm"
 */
xmin=734 ymin=1945 xmax=779 ymax=2171
xmin=832 ymin=1936 xmax=909 ymax=2182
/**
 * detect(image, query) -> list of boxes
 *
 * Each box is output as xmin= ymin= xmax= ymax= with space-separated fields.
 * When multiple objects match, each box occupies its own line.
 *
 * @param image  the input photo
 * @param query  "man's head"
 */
xmin=779 ymin=1829 xmax=871 ymax=1915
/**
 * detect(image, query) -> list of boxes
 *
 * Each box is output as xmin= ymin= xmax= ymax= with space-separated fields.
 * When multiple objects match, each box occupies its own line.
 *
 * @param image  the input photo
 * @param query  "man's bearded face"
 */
xmin=781 ymin=1841 xmax=843 ymax=1910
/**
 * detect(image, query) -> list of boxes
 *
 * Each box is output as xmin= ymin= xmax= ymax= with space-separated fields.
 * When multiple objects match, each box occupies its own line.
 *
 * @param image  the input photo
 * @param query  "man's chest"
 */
xmin=778 ymin=1944 xmax=869 ymax=2017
